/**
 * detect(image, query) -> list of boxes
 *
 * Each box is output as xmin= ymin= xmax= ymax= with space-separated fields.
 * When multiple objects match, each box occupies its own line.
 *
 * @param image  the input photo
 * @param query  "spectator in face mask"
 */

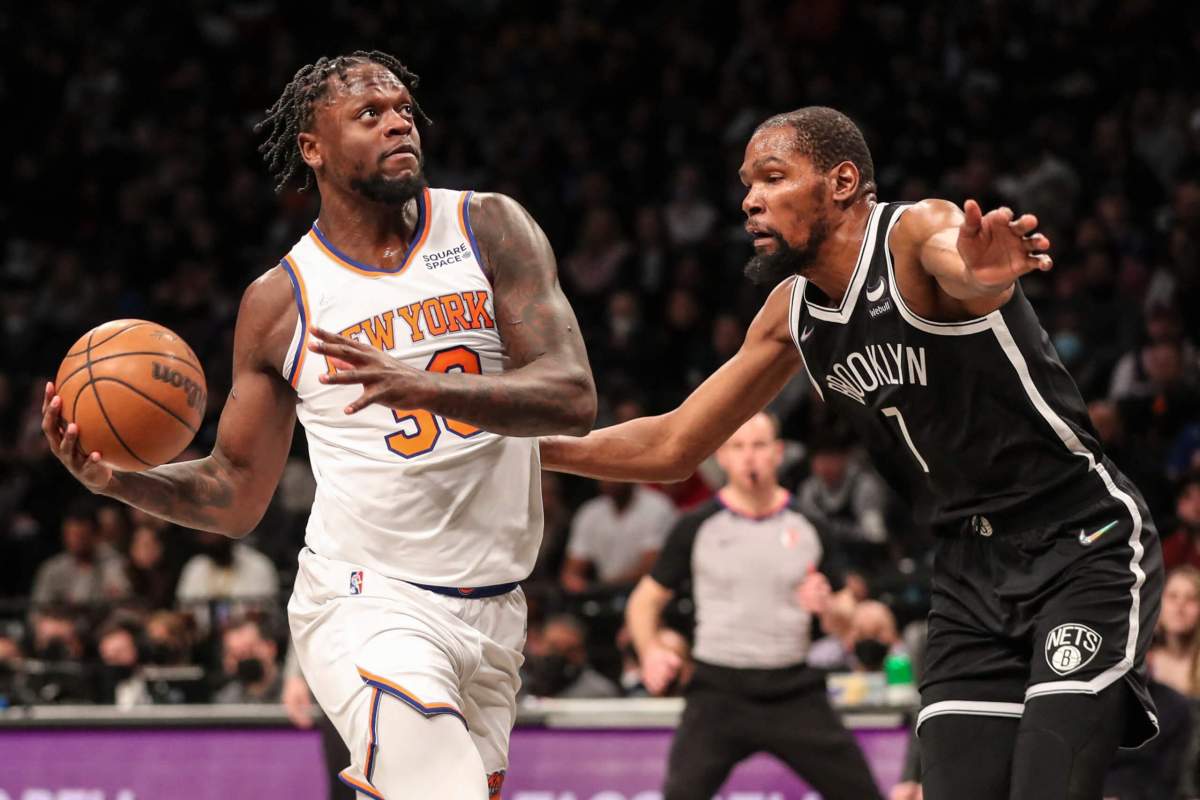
xmin=95 ymin=615 xmax=150 ymax=707
xmin=28 ymin=607 xmax=88 ymax=703
xmin=523 ymin=614 xmax=619 ymax=699
xmin=143 ymin=610 xmax=192 ymax=666
xmin=847 ymin=600 xmax=904 ymax=672
xmin=214 ymin=617 xmax=281 ymax=703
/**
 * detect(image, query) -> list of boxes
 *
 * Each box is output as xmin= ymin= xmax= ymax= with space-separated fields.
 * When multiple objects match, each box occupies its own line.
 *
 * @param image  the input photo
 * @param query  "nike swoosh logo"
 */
xmin=865 ymin=278 xmax=886 ymax=302
xmin=1078 ymin=520 xmax=1119 ymax=546
xmin=800 ymin=326 xmax=815 ymax=342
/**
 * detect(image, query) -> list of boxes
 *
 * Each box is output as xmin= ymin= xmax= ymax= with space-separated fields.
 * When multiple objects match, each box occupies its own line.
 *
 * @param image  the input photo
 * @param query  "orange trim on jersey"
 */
xmin=356 ymin=666 xmax=468 ymax=728
xmin=337 ymin=769 xmax=383 ymax=800
xmin=307 ymin=187 xmax=432 ymax=277
xmin=279 ymin=256 xmax=311 ymax=388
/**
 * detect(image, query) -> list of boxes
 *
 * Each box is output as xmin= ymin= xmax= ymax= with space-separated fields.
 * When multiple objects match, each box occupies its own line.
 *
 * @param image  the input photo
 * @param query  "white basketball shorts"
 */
xmin=288 ymin=546 xmax=526 ymax=798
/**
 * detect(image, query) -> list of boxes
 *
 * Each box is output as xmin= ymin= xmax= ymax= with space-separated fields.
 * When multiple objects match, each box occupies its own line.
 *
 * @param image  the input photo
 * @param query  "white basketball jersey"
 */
xmin=278 ymin=187 xmax=542 ymax=587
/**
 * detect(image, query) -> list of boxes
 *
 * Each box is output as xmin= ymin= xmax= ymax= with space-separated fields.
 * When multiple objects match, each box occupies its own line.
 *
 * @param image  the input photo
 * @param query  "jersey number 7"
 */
xmin=385 ymin=346 xmax=483 ymax=458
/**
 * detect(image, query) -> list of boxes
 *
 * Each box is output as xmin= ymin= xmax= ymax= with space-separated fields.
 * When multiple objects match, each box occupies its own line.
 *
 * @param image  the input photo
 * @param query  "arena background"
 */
xmin=2 ymin=1 xmax=1200 ymax=798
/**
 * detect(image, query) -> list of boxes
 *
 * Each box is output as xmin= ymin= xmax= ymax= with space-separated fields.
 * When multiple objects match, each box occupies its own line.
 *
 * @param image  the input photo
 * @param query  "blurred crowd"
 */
xmin=3 ymin=0 xmax=1200 ymax=792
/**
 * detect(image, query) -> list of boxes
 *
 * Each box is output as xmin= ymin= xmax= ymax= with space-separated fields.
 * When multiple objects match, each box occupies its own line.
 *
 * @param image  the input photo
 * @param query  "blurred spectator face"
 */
xmin=634 ymin=207 xmax=662 ymax=242
xmin=1161 ymin=569 xmax=1200 ymax=639
xmin=221 ymin=621 xmax=277 ymax=686
xmin=716 ymin=413 xmax=783 ymax=494
xmin=1175 ymin=180 xmax=1200 ymax=226
xmin=542 ymin=617 xmax=588 ymax=668
xmin=664 ymin=289 xmax=700 ymax=330
xmin=0 ymin=635 xmax=22 ymax=666
xmin=33 ymin=614 xmax=83 ymax=661
xmin=851 ymin=601 xmax=899 ymax=646
xmin=98 ymin=628 xmax=139 ymax=667
xmin=1144 ymin=341 xmax=1183 ymax=388
xmin=672 ymin=164 xmax=703 ymax=202
xmin=811 ymin=448 xmax=850 ymax=489
xmin=1146 ymin=306 xmax=1183 ymax=344
xmin=144 ymin=611 xmax=189 ymax=665
xmin=128 ymin=526 xmax=164 ymax=570
xmin=613 ymin=399 xmax=647 ymax=424
xmin=128 ymin=508 xmax=167 ymax=532
xmin=608 ymin=291 xmax=640 ymax=341
xmin=1088 ymin=400 xmax=1121 ymax=445
xmin=96 ymin=505 xmax=129 ymax=548
xmin=197 ymin=530 xmax=235 ymax=566
xmin=598 ymin=480 xmax=634 ymax=505
xmin=711 ymin=314 xmax=744 ymax=360
xmin=301 ymin=63 xmax=425 ymax=206
xmin=1178 ymin=481 xmax=1200 ymax=526
xmin=580 ymin=207 xmax=620 ymax=249
xmin=61 ymin=516 xmax=97 ymax=561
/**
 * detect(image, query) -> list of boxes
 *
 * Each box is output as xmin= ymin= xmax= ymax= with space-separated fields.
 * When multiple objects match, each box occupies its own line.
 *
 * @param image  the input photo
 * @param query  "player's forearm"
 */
xmin=540 ymin=414 xmax=696 ymax=482
xmin=413 ymin=358 xmax=596 ymax=437
xmin=99 ymin=453 xmax=258 ymax=537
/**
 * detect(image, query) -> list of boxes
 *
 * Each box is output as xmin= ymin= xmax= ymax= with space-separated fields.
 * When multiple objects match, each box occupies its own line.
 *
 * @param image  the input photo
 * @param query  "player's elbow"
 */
xmin=655 ymin=437 xmax=701 ymax=483
xmin=223 ymin=498 xmax=272 ymax=540
xmin=559 ymin=370 xmax=598 ymax=436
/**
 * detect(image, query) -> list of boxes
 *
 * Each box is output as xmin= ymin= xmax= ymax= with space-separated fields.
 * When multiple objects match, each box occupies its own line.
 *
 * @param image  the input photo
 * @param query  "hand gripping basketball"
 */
xmin=42 ymin=381 xmax=113 ymax=493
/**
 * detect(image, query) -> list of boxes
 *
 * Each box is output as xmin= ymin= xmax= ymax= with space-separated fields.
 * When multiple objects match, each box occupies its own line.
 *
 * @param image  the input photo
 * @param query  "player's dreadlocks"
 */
xmin=254 ymin=51 xmax=431 ymax=193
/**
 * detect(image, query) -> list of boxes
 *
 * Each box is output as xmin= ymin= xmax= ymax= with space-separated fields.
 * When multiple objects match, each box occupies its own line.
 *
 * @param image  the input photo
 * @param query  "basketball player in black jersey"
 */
xmin=542 ymin=106 xmax=1163 ymax=799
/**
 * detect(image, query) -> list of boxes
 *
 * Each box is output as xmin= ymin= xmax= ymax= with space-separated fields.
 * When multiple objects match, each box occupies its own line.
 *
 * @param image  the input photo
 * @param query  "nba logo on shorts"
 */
xmin=1045 ymin=622 xmax=1102 ymax=676
xmin=349 ymin=570 xmax=364 ymax=596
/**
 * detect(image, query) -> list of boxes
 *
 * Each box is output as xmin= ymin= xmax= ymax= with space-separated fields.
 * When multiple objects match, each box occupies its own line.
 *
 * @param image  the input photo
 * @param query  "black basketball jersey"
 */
xmin=791 ymin=201 xmax=1121 ymax=530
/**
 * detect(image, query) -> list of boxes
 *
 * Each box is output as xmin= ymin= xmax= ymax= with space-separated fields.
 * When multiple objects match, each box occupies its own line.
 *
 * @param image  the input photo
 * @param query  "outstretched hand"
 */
xmin=308 ymin=328 xmax=431 ymax=414
xmin=957 ymin=199 xmax=1052 ymax=292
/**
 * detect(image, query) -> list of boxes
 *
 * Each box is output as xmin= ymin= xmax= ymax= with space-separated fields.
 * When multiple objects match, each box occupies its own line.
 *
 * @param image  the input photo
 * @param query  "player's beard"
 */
xmin=743 ymin=219 xmax=829 ymax=286
xmin=352 ymin=156 xmax=428 ymax=206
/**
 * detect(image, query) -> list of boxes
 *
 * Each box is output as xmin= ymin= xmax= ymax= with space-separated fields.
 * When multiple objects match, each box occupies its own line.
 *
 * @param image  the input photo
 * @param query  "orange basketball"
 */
xmin=55 ymin=319 xmax=207 ymax=472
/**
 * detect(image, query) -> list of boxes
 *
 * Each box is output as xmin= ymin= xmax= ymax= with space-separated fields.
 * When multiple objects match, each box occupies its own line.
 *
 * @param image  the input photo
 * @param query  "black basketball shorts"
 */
xmin=916 ymin=473 xmax=1164 ymax=749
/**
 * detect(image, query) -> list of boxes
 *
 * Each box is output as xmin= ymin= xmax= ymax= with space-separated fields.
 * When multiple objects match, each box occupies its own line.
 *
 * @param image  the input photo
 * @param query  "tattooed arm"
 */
xmin=42 ymin=268 xmax=299 ymax=537
xmin=310 ymin=193 xmax=596 ymax=436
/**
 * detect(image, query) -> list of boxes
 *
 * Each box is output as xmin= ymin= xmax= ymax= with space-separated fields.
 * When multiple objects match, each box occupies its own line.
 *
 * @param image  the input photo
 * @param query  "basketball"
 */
xmin=54 ymin=319 xmax=207 ymax=472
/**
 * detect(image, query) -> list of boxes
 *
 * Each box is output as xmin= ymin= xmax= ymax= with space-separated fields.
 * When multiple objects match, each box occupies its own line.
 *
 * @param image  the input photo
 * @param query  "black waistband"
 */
xmin=405 ymin=580 xmax=520 ymax=599
xmin=933 ymin=476 xmax=1120 ymax=538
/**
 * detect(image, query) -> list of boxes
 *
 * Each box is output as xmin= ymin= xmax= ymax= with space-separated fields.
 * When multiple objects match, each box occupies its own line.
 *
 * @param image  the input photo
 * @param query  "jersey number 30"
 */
xmin=385 ymin=346 xmax=483 ymax=458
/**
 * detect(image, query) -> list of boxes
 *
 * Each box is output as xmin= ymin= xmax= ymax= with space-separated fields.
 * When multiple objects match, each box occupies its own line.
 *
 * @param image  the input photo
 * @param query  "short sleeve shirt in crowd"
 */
xmin=566 ymin=486 xmax=679 ymax=582
xmin=651 ymin=494 xmax=822 ymax=669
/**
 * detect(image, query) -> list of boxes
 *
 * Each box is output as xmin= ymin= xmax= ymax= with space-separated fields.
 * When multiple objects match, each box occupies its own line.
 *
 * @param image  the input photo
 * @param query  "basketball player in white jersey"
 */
xmin=41 ymin=51 xmax=596 ymax=799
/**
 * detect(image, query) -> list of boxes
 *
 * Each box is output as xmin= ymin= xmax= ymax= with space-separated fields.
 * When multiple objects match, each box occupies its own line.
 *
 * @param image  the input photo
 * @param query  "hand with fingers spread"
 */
xmin=40 ymin=381 xmax=114 ymax=493
xmin=956 ymin=199 xmax=1053 ymax=292
xmin=308 ymin=327 xmax=433 ymax=414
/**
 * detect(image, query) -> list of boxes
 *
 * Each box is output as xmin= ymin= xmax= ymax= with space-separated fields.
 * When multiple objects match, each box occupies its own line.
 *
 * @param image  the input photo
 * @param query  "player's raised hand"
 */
xmin=308 ymin=328 xmax=431 ymax=414
xmin=40 ymin=381 xmax=113 ymax=492
xmin=640 ymin=642 xmax=683 ymax=696
xmin=957 ymin=199 xmax=1052 ymax=291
